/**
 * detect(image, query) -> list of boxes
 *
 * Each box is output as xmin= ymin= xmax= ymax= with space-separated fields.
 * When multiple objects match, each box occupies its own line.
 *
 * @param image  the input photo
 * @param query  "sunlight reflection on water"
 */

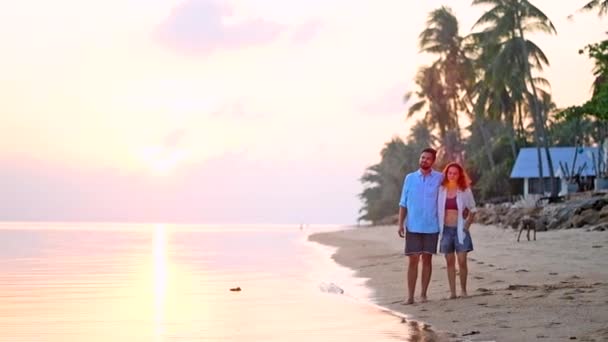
xmin=0 ymin=223 xmax=442 ymax=342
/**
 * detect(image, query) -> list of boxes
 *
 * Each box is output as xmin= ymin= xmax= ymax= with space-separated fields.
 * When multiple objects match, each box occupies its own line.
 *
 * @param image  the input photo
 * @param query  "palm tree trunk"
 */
xmin=532 ymin=108 xmax=545 ymax=194
xmin=517 ymin=23 xmax=557 ymax=197
xmin=450 ymin=94 xmax=464 ymax=163
xmin=476 ymin=118 xmax=496 ymax=169
xmin=532 ymin=86 xmax=557 ymax=196
xmin=517 ymin=102 xmax=525 ymax=139
xmin=452 ymin=97 xmax=462 ymax=140
xmin=506 ymin=118 xmax=518 ymax=159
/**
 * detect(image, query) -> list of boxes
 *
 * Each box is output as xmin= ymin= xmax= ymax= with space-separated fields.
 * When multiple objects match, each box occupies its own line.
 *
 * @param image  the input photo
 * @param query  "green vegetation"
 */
xmin=560 ymin=40 xmax=608 ymax=123
xmin=359 ymin=1 xmax=608 ymax=224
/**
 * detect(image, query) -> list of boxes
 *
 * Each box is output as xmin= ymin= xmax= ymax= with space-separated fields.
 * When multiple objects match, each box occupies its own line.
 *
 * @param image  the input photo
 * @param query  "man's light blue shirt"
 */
xmin=399 ymin=169 xmax=443 ymax=234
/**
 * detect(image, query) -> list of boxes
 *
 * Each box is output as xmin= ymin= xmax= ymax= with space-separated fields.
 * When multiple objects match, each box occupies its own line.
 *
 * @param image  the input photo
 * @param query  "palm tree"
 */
xmin=405 ymin=65 xmax=451 ymax=137
xmin=408 ymin=120 xmax=437 ymax=149
xmin=407 ymin=6 xmax=473 ymax=163
xmin=358 ymin=133 xmax=431 ymax=224
xmin=468 ymin=31 xmax=519 ymax=159
xmin=580 ymin=0 xmax=608 ymax=16
xmin=549 ymin=114 xmax=595 ymax=147
xmin=472 ymin=0 xmax=558 ymax=196
xmin=405 ymin=65 xmax=463 ymax=162
xmin=419 ymin=6 xmax=474 ymax=139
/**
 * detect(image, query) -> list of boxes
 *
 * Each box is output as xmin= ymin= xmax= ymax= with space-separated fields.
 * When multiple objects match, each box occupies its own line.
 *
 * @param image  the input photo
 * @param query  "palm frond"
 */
xmin=407 ymin=100 xmax=426 ymax=117
xmin=472 ymin=6 xmax=503 ymax=29
xmin=523 ymin=21 xmax=556 ymax=35
xmin=580 ymin=0 xmax=608 ymax=16
xmin=526 ymin=40 xmax=550 ymax=68
xmin=523 ymin=1 xmax=557 ymax=34
xmin=531 ymin=77 xmax=551 ymax=90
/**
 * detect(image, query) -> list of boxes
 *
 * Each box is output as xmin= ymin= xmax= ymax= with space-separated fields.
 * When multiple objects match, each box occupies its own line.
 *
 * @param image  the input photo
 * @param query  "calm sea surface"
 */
xmin=0 ymin=223 xmax=439 ymax=341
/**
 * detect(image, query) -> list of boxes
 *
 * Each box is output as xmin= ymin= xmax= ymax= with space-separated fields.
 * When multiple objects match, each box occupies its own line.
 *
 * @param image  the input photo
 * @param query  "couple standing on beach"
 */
xmin=397 ymin=148 xmax=476 ymax=305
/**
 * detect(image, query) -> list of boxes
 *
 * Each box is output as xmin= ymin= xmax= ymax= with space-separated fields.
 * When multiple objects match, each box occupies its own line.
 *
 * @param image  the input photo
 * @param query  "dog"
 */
xmin=517 ymin=216 xmax=537 ymax=242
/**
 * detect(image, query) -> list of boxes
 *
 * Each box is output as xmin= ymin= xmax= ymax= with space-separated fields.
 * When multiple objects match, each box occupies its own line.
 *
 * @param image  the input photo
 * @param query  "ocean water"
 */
xmin=0 ymin=223 xmax=439 ymax=341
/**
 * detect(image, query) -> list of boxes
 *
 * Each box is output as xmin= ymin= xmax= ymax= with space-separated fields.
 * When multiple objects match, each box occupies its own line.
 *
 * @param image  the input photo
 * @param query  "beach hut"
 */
xmin=510 ymin=147 xmax=599 ymax=198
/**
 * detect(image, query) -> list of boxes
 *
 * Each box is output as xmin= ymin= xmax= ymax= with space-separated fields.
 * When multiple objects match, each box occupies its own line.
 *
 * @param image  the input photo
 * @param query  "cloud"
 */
xmin=155 ymin=0 xmax=283 ymax=55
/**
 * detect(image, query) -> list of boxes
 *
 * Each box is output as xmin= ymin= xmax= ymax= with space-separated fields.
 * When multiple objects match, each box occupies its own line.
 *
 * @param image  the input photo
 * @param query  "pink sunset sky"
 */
xmin=0 ymin=0 xmax=606 ymax=224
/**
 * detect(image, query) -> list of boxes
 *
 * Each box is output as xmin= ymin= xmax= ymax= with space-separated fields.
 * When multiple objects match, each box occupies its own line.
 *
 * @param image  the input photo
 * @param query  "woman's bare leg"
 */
xmin=457 ymin=252 xmax=468 ymax=297
xmin=445 ymin=253 xmax=457 ymax=299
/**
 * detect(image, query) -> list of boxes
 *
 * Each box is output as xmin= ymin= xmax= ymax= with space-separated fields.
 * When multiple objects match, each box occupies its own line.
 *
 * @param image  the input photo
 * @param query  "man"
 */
xmin=398 ymin=148 xmax=442 ymax=304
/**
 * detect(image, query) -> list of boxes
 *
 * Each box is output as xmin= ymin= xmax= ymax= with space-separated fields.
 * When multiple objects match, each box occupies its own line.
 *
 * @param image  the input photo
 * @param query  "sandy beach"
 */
xmin=309 ymin=224 xmax=608 ymax=342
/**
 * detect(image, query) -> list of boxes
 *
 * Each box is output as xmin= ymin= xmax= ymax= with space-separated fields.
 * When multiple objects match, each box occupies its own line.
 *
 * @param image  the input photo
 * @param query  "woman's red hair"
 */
xmin=441 ymin=162 xmax=472 ymax=190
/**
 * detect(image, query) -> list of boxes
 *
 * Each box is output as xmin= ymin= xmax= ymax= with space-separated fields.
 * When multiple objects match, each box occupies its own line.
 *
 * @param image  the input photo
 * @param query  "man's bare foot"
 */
xmin=449 ymin=294 xmax=457 ymax=299
xmin=460 ymin=292 xmax=469 ymax=298
xmin=420 ymin=296 xmax=428 ymax=303
xmin=401 ymin=298 xmax=415 ymax=305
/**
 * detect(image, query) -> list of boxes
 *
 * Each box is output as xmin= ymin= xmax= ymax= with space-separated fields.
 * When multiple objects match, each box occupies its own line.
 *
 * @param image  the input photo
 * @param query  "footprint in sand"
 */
xmin=516 ymin=269 xmax=529 ymax=273
xmin=565 ymin=289 xmax=586 ymax=295
xmin=549 ymin=272 xmax=559 ymax=275
xmin=476 ymin=261 xmax=485 ymax=265
xmin=507 ymin=284 xmax=537 ymax=290
xmin=488 ymin=264 xmax=495 ymax=267
xmin=592 ymin=245 xmax=603 ymax=248
xmin=561 ymin=295 xmax=575 ymax=300
xmin=462 ymin=330 xmax=481 ymax=337
xmin=474 ymin=276 xmax=484 ymax=280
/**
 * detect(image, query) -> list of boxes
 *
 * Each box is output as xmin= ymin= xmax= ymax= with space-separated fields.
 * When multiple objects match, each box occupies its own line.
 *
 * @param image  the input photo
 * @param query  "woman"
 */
xmin=437 ymin=162 xmax=476 ymax=299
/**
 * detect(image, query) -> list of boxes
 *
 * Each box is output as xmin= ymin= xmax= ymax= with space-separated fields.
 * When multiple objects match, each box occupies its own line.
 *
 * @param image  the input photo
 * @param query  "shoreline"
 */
xmin=309 ymin=224 xmax=608 ymax=342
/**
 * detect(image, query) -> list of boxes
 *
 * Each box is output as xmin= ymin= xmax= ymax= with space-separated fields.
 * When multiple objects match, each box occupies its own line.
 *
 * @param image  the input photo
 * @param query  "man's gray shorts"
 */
xmin=405 ymin=229 xmax=439 ymax=255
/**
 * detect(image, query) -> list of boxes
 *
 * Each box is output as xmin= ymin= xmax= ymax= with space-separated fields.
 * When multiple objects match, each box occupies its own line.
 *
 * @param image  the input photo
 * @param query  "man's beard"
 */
xmin=420 ymin=163 xmax=431 ymax=171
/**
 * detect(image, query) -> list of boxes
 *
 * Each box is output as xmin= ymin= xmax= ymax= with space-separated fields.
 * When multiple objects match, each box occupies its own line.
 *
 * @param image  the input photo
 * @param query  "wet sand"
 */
xmin=309 ymin=224 xmax=608 ymax=342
